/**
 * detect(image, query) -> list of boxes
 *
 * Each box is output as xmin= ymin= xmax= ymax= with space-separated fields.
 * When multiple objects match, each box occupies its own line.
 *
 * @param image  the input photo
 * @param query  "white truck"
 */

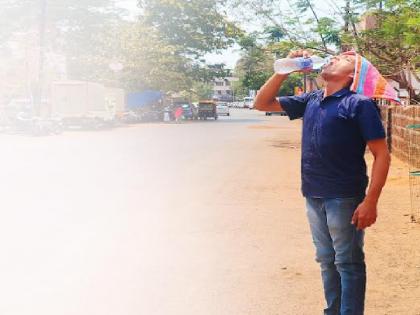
xmin=51 ymin=81 xmax=116 ymax=128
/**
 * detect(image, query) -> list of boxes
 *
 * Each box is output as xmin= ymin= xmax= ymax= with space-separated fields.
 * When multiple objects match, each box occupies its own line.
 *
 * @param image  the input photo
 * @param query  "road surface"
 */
xmin=0 ymin=108 xmax=419 ymax=315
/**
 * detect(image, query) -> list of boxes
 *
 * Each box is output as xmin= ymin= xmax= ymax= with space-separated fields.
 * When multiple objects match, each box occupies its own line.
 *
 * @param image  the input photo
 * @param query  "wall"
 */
xmin=379 ymin=102 xmax=420 ymax=168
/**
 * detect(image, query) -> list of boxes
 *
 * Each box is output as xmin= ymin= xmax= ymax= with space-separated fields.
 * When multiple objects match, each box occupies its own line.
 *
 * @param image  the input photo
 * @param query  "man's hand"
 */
xmin=350 ymin=138 xmax=390 ymax=230
xmin=351 ymin=198 xmax=378 ymax=230
xmin=287 ymin=49 xmax=312 ymax=59
xmin=287 ymin=49 xmax=312 ymax=74
xmin=254 ymin=48 xmax=312 ymax=111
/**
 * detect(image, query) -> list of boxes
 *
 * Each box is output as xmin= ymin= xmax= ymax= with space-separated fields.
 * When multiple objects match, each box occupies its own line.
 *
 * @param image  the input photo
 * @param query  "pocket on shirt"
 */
xmin=337 ymin=101 xmax=357 ymax=120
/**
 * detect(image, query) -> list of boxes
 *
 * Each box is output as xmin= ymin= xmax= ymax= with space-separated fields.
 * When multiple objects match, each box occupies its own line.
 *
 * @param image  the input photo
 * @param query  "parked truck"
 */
xmin=51 ymin=81 xmax=114 ymax=128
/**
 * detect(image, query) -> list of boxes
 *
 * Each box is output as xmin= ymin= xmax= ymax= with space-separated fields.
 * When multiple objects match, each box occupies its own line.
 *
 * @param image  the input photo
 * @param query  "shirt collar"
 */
xmin=317 ymin=88 xmax=351 ymax=107
xmin=333 ymin=88 xmax=351 ymax=97
xmin=324 ymin=88 xmax=351 ymax=98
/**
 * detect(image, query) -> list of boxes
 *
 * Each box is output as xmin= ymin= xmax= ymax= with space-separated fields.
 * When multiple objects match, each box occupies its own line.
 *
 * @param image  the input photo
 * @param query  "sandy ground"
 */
xmin=244 ymin=114 xmax=420 ymax=315
xmin=245 ymin=114 xmax=420 ymax=315
xmin=0 ymin=108 xmax=418 ymax=314
xmin=364 ymin=156 xmax=420 ymax=315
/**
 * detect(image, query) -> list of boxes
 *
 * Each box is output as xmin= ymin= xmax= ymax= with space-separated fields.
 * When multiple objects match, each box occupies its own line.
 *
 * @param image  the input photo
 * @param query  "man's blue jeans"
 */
xmin=306 ymin=196 xmax=366 ymax=315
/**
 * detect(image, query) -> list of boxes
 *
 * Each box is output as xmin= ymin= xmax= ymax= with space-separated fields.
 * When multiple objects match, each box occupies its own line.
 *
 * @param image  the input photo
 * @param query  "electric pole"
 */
xmin=35 ymin=0 xmax=47 ymax=116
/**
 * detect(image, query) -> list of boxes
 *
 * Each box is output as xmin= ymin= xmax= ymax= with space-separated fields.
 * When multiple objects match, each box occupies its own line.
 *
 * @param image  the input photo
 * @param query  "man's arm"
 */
xmin=254 ymin=49 xmax=311 ymax=112
xmin=352 ymin=138 xmax=391 ymax=230
xmin=254 ymin=73 xmax=288 ymax=112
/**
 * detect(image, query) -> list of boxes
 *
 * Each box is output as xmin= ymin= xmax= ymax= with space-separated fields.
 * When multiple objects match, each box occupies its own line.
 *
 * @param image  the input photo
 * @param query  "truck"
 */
xmin=51 ymin=81 xmax=114 ymax=128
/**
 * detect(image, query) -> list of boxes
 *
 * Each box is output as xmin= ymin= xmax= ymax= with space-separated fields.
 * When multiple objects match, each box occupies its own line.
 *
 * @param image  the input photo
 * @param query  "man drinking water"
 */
xmin=255 ymin=49 xmax=399 ymax=315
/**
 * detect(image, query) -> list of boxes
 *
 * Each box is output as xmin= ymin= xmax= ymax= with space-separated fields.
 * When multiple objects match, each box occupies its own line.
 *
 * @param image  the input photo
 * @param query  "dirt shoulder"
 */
xmin=257 ymin=116 xmax=420 ymax=314
xmin=365 ymin=155 xmax=420 ymax=315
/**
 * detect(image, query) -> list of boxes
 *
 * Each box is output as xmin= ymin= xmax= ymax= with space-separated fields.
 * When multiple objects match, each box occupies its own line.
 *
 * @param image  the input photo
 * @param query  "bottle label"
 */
xmin=297 ymin=58 xmax=313 ymax=70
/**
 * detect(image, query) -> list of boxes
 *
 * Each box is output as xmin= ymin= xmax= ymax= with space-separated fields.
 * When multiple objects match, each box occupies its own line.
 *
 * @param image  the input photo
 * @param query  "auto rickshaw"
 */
xmin=197 ymin=100 xmax=218 ymax=120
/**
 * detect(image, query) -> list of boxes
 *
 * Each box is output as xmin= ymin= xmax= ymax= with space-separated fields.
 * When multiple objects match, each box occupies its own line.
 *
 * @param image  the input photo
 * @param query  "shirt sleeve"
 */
xmin=279 ymin=92 xmax=311 ymax=120
xmin=356 ymin=99 xmax=386 ymax=141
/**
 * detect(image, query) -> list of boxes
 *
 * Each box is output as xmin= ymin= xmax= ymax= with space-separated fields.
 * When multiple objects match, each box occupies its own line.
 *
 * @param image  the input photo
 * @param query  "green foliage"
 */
xmin=191 ymin=81 xmax=214 ymax=101
xmin=264 ymin=26 xmax=286 ymax=43
xmin=114 ymin=23 xmax=193 ymax=92
xmin=235 ymin=34 xmax=304 ymax=96
xmin=138 ymin=0 xmax=242 ymax=58
xmin=279 ymin=74 xmax=304 ymax=96
xmin=0 ymin=0 xmax=241 ymax=95
xmin=230 ymin=0 xmax=419 ymax=100
xmin=315 ymin=17 xmax=341 ymax=46
xmin=355 ymin=0 xmax=419 ymax=77
xmin=234 ymin=35 xmax=274 ymax=93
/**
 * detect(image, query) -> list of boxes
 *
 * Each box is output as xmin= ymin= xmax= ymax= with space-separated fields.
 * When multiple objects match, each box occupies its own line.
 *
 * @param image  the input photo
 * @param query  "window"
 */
xmin=215 ymin=81 xmax=224 ymax=86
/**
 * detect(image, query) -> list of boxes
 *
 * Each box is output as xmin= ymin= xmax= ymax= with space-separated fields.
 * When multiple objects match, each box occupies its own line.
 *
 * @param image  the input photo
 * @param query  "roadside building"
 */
xmin=212 ymin=77 xmax=238 ymax=102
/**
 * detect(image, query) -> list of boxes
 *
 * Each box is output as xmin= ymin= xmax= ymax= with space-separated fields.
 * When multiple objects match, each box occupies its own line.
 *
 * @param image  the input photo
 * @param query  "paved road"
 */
xmin=0 ymin=109 xmax=323 ymax=315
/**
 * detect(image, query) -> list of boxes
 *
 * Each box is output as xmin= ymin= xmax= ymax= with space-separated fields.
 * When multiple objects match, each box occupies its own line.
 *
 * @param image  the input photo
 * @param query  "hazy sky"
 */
xmin=117 ymin=0 xmax=140 ymax=18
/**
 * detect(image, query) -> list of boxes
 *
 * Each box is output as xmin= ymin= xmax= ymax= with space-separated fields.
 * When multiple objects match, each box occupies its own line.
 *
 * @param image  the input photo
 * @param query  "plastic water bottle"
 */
xmin=274 ymin=55 xmax=327 ymax=74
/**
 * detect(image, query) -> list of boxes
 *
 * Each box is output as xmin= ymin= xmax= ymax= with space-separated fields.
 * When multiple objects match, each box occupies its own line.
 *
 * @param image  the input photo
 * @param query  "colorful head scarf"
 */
xmin=342 ymin=51 xmax=401 ymax=104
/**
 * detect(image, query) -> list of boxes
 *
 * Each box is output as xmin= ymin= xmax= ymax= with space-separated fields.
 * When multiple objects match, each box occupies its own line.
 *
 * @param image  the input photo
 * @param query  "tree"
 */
xmin=230 ymin=0 xmax=419 ymax=101
xmin=191 ymin=81 xmax=214 ymax=101
xmin=138 ymin=0 xmax=241 ymax=58
xmin=344 ymin=0 xmax=420 ymax=101
xmin=1 ymin=0 xmax=242 ymax=97
xmin=228 ymin=0 xmax=341 ymax=54
xmin=115 ymin=22 xmax=193 ymax=92
xmin=234 ymin=33 xmax=303 ymax=96
xmin=234 ymin=34 xmax=274 ymax=93
xmin=279 ymin=73 xmax=304 ymax=96
xmin=0 ymin=0 xmax=127 ymax=93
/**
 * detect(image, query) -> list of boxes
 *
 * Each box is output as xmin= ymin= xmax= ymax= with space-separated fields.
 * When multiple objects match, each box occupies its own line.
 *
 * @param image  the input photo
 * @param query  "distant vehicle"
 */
xmin=176 ymin=103 xmax=198 ymax=120
xmin=141 ymin=110 xmax=163 ymax=122
xmin=243 ymin=97 xmax=254 ymax=109
xmin=216 ymin=102 xmax=230 ymax=116
xmin=119 ymin=111 xmax=142 ymax=124
xmin=197 ymin=100 xmax=218 ymax=120
xmin=51 ymin=81 xmax=114 ymax=129
xmin=266 ymin=97 xmax=287 ymax=116
xmin=265 ymin=111 xmax=287 ymax=116
xmin=230 ymin=101 xmax=244 ymax=108
xmin=14 ymin=114 xmax=63 ymax=136
xmin=6 ymin=98 xmax=48 ymax=116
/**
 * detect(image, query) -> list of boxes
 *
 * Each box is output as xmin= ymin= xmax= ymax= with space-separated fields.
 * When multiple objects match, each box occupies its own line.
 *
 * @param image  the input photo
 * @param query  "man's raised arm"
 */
xmin=254 ymin=73 xmax=288 ymax=112
xmin=254 ymin=49 xmax=311 ymax=112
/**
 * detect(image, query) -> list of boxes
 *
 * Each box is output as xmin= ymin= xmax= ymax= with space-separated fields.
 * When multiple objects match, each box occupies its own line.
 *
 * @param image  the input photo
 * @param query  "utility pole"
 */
xmin=35 ymin=0 xmax=47 ymax=116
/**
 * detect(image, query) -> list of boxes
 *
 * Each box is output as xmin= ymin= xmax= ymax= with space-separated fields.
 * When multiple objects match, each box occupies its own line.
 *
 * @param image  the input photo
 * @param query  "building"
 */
xmin=212 ymin=77 xmax=238 ymax=102
xmin=356 ymin=12 xmax=378 ymax=32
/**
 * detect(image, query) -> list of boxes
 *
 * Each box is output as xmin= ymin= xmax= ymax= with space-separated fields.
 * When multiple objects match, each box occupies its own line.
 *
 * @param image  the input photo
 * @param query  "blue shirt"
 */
xmin=279 ymin=88 xmax=385 ymax=198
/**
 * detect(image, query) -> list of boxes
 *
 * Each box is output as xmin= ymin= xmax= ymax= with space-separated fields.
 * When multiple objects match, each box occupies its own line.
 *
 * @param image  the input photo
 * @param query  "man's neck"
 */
xmin=323 ymin=81 xmax=349 ymax=98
